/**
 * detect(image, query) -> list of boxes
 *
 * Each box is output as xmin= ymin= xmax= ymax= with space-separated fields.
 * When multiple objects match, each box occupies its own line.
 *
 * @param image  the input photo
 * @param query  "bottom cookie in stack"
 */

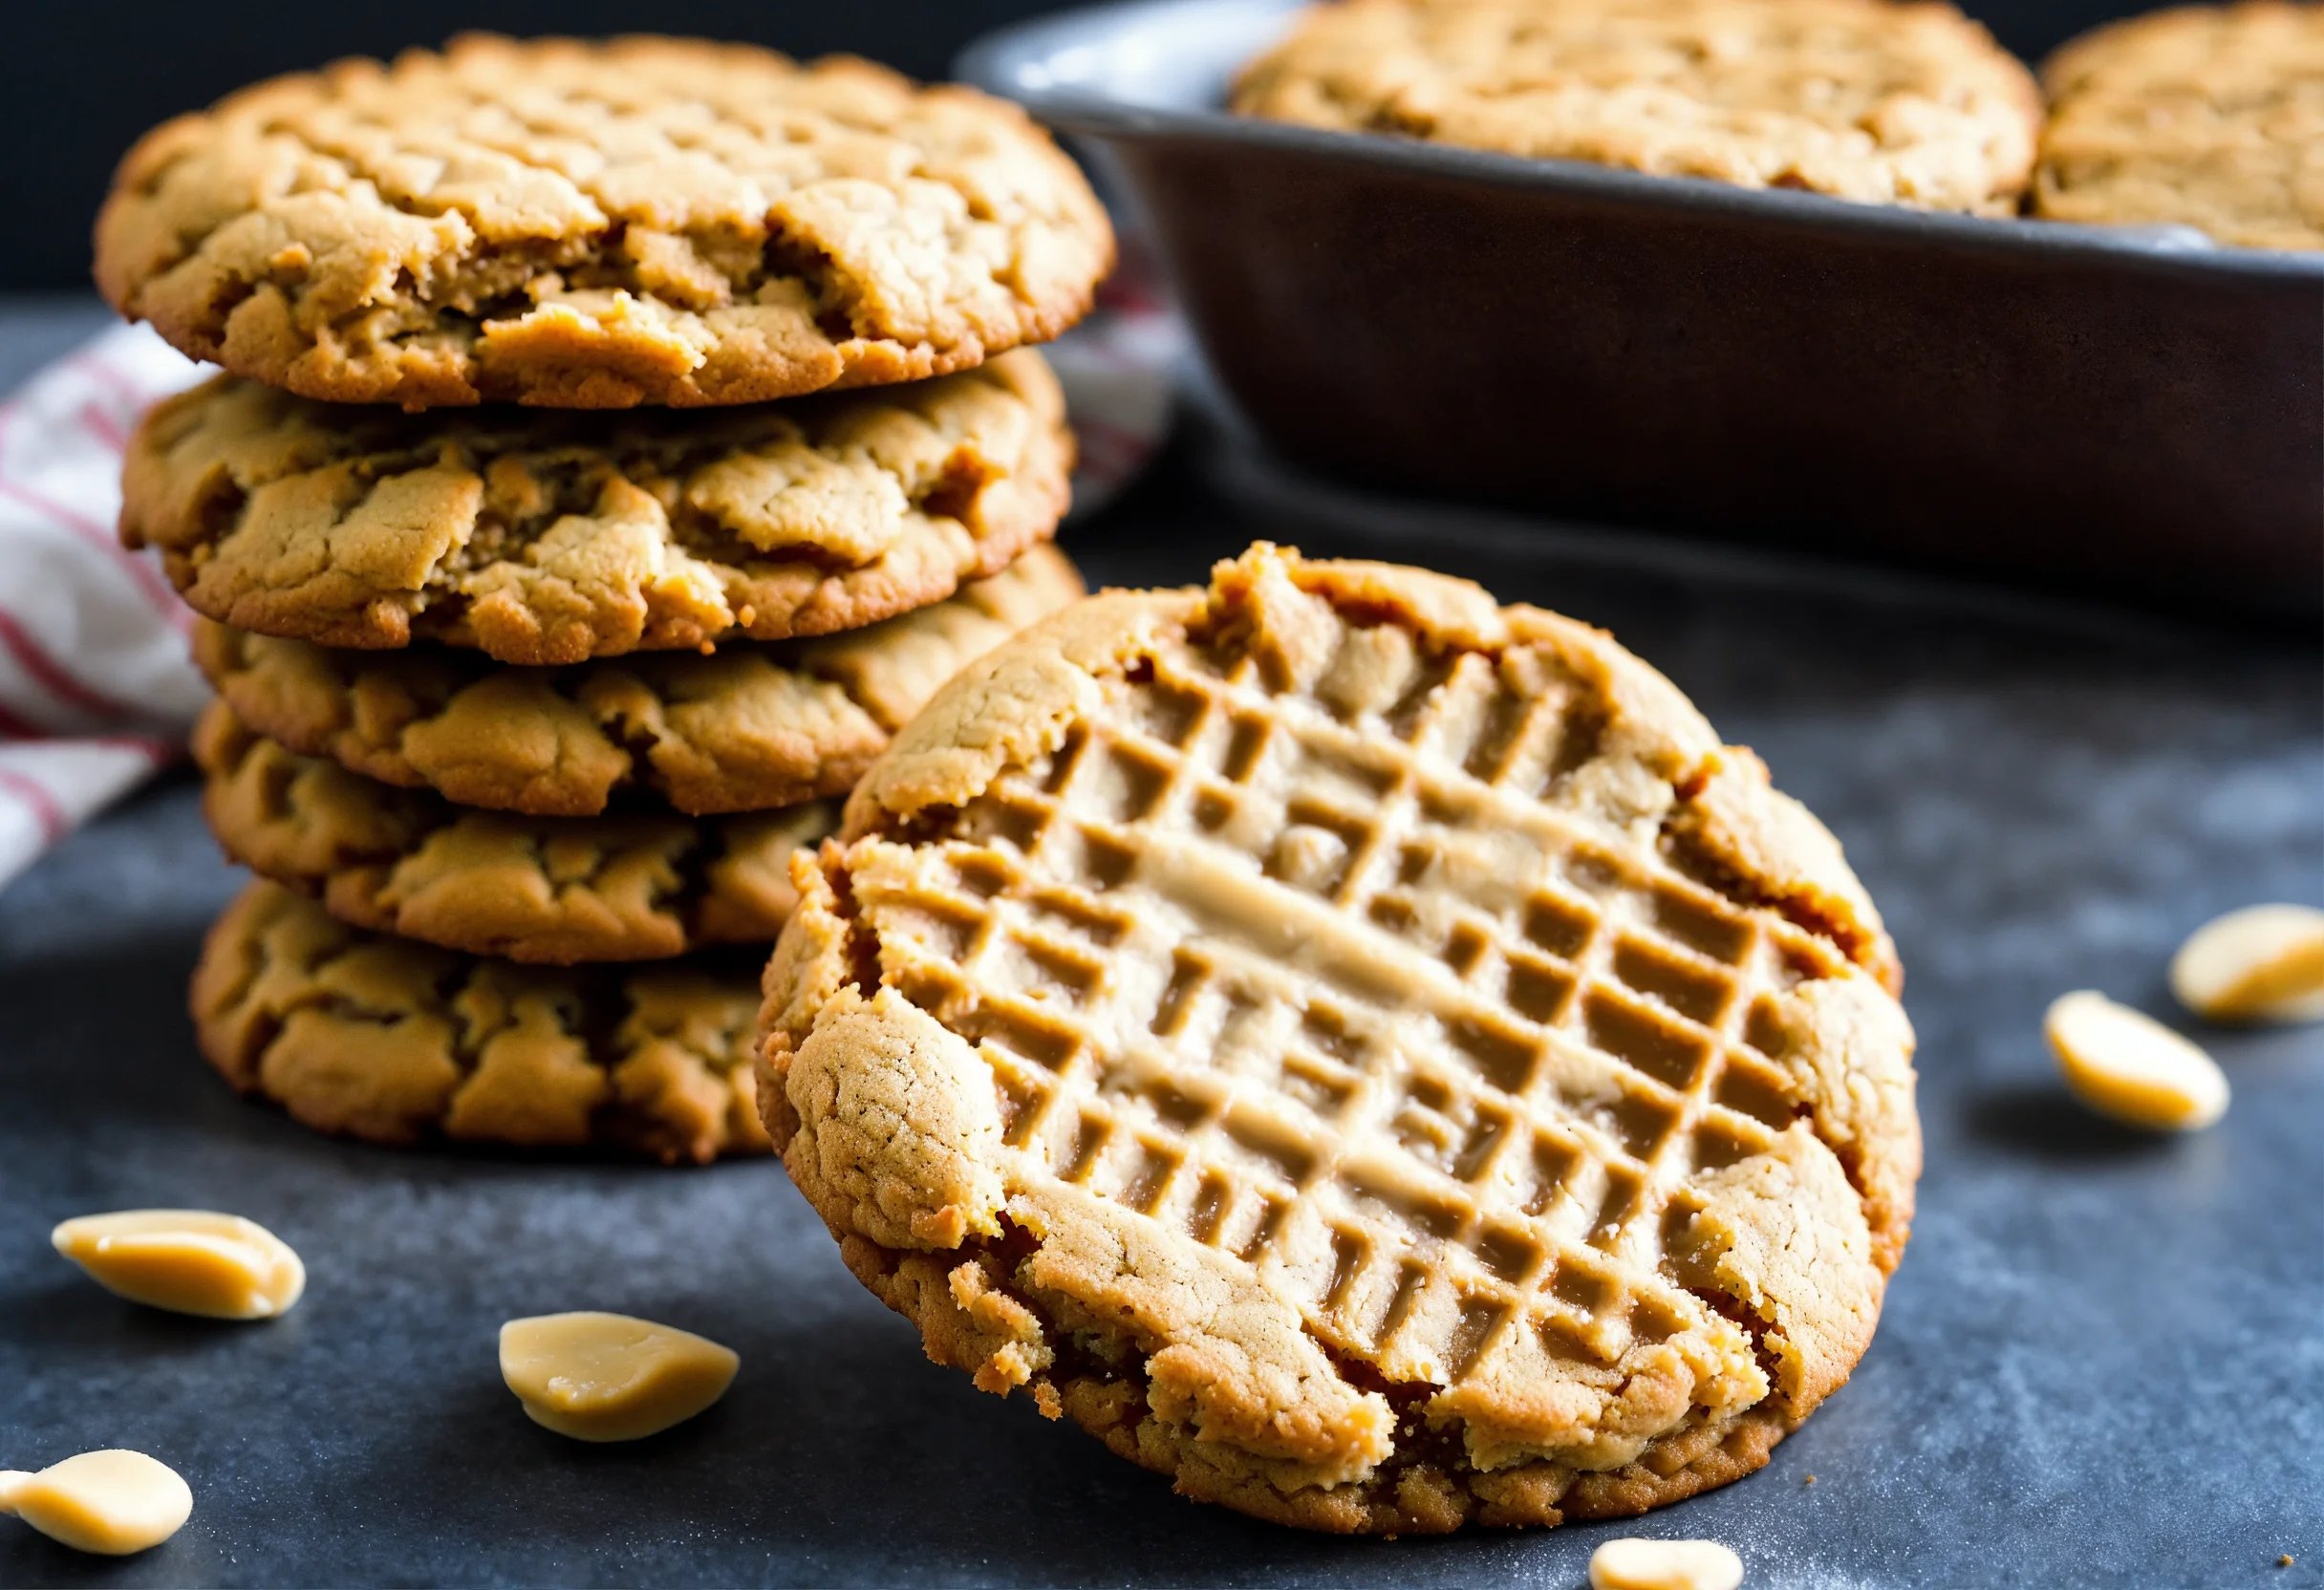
xmin=194 ymin=882 xmax=768 ymax=1164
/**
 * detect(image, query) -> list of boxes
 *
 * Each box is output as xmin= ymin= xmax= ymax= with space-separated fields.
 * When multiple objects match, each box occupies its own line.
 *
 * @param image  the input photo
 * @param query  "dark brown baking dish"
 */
xmin=960 ymin=0 xmax=2324 ymax=612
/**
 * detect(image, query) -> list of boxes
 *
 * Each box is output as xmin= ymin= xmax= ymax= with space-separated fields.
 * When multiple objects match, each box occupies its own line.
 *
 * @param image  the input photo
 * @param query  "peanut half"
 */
xmin=2046 ymin=991 xmax=2229 ymax=1131
xmin=2170 ymin=904 xmax=2324 ymax=1024
xmin=1589 ymin=1536 xmax=1746 ymax=1590
xmin=500 ymin=1312 xmax=739 ymax=1442
xmin=52 ymin=1210 xmax=304 ymax=1321
xmin=0 ymin=1450 xmax=191 ymax=1556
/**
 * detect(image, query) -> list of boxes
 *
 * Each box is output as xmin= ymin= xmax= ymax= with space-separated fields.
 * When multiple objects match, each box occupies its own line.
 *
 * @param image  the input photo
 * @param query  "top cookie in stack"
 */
xmin=94 ymin=33 xmax=1112 ymax=409
xmin=97 ymin=35 xmax=1112 ymax=1163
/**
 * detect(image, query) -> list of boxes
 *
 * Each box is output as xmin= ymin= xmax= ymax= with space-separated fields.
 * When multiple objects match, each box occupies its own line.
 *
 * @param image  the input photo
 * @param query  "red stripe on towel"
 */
xmin=0 ymin=608 xmax=146 ymax=720
xmin=0 ymin=765 xmax=68 ymax=843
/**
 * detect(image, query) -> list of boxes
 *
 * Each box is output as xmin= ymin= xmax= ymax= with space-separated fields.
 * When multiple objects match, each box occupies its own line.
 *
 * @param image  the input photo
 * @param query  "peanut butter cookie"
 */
xmin=96 ymin=35 xmax=1113 ymax=409
xmin=1234 ymin=0 xmax=2039 ymax=213
xmin=2035 ymin=2 xmax=2324 ymax=250
xmin=195 ymin=882 xmax=768 ymax=1162
xmin=121 ymin=350 xmax=1069 ymax=665
xmin=759 ymin=545 xmax=1918 ymax=1532
xmin=191 ymin=546 xmax=1082 ymax=817
xmin=197 ymin=701 xmax=832 ymax=963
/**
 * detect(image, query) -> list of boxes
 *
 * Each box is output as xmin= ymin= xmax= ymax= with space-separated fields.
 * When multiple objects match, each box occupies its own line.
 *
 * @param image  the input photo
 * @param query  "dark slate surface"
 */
xmin=2 ymin=300 xmax=2320 ymax=1588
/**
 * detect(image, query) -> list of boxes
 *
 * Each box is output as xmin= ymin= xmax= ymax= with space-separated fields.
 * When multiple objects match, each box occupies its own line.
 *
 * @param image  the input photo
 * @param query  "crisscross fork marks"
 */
xmin=850 ymin=627 xmax=1847 ymax=1395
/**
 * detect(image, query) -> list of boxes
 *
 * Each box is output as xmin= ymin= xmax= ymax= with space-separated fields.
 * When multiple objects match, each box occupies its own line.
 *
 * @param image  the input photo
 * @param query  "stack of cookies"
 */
xmin=92 ymin=34 xmax=1114 ymax=1162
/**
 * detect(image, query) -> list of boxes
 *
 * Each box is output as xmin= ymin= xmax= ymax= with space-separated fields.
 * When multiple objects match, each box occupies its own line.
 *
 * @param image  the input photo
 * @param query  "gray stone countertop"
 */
xmin=2 ymin=295 xmax=2318 ymax=1588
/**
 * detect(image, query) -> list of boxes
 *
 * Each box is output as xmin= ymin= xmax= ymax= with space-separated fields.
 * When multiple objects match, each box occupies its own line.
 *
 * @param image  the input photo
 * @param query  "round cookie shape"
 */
xmin=758 ymin=545 xmax=1919 ymax=1533
xmin=196 ymin=700 xmax=833 ymax=964
xmin=95 ymin=34 xmax=1114 ymax=409
xmin=1233 ymin=0 xmax=2040 ymax=214
xmin=2034 ymin=2 xmax=2324 ymax=250
xmin=121 ymin=351 xmax=1069 ymax=665
xmin=191 ymin=546 xmax=1084 ymax=818
xmin=195 ymin=883 xmax=768 ymax=1163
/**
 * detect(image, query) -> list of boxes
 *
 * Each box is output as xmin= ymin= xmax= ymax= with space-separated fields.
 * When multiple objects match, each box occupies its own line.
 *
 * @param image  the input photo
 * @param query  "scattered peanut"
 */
xmin=500 ymin=1312 xmax=739 ymax=1443
xmin=2170 ymin=904 xmax=2324 ymax=1024
xmin=1588 ymin=1537 xmax=1745 ymax=1590
xmin=2046 ymin=991 xmax=2229 ymax=1131
xmin=0 ymin=1450 xmax=191 ymax=1556
xmin=52 ymin=1210 xmax=304 ymax=1321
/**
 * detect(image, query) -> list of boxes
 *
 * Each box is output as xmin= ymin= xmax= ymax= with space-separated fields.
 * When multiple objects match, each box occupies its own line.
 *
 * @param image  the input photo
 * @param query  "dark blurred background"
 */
xmin=5 ymin=0 xmax=2123 ymax=290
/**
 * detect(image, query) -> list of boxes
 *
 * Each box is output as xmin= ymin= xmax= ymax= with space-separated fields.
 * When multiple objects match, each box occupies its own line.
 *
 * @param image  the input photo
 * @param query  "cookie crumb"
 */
xmin=2281 ymin=1555 xmax=2296 ymax=1569
xmin=1803 ymin=1473 xmax=1818 ymax=1486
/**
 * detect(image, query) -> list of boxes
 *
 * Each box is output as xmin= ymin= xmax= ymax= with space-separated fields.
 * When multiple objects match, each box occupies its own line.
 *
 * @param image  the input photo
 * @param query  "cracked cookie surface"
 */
xmin=757 ymin=544 xmax=1918 ymax=1533
xmin=198 ymin=699 xmax=833 ymax=963
xmin=122 ymin=350 xmax=1069 ymax=665
xmin=192 ymin=545 xmax=1082 ymax=817
xmin=195 ymin=881 xmax=768 ymax=1162
xmin=1234 ymin=0 xmax=2038 ymax=213
xmin=96 ymin=34 xmax=1113 ymax=409
xmin=2034 ymin=1 xmax=2324 ymax=249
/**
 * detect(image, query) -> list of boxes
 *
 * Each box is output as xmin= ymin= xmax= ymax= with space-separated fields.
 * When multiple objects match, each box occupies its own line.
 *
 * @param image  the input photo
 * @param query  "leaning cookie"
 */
xmin=191 ymin=546 xmax=1084 ymax=818
xmin=196 ymin=701 xmax=833 ymax=964
xmin=758 ymin=544 xmax=1917 ymax=1533
xmin=1234 ymin=0 xmax=2039 ymax=214
xmin=96 ymin=34 xmax=1113 ymax=410
xmin=195 ymin=882 xmax=769 ymax=1163
xmin=2034 ymin=2 xmax=2324 ymax=250
xmin=121 ymin=351 xmax=1069 ymax=665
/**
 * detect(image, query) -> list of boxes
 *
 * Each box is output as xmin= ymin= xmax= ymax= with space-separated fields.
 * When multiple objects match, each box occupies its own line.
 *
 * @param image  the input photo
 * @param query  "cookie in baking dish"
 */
xmin=757 ymin=543 xmax=1919 ymax=1531
xmin=1234 ymin=0 xmax=2040 ymax=214
xmin=2034 ymin=1 xmax=2324 ymax=250
xmin=96 ymin=34 xmax=1113 ymax=409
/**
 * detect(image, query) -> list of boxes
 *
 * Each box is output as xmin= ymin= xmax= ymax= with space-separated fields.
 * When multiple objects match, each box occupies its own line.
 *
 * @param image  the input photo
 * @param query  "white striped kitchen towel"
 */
xmin=0 ymin=328 xmax=209 ymax=890
xmin=0 ymin=274 xmax=1181 ymax=894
